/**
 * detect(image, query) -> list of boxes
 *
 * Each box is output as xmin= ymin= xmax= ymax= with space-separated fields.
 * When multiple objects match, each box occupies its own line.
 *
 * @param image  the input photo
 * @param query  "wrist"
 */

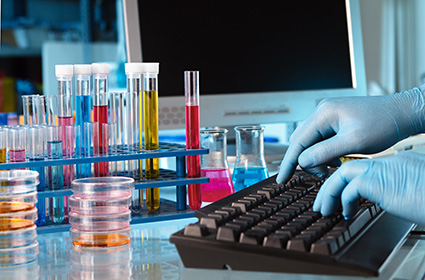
xmin=390 ymin=85 xmax=425 ymax=136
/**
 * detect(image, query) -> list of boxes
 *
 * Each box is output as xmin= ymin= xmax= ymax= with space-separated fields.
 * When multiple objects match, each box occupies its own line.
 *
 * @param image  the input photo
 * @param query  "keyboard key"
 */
xmin=214 ymin=210 xmax=231 ymax=221
xmin=263 ymin=233 xmax=290 ymax=248
xmin=184 ymin=224 xmax=209 ymax=237
xmin=245 ymin=212 xmax=262 ymax=223
xmin=311 ymin=239 xmax=339 ymax=255
xmin=240 ymin=230 xmax=267 ymax=245
xmin=253 ymin=223 xmax=274 ymax=234
xmin=232 ymin=202 xmax=249 ymax=213
xmin=227 ymin=221 xmax=248 ymax=231
xmin=200 ymin=216 xmax=223 ymax=229
xmin=257 ymin=190 xmax=273 ymax=200
xmin=262 ymin=218 xmax=285 ymax=228
xmin=278 ymin=194 xmax=294 ymax=203
xmin=217 ymin=225 xmax=241 ymax=242
xmin=249 ymin=209 xmax=267 ymax=219
xmin=287 ymin=235 xmax=313 ymax=252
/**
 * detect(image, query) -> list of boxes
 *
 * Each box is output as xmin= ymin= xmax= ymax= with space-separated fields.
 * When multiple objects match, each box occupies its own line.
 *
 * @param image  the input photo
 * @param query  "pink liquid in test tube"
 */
xmin=58 ymin=116 xmax=74 ymax=187
xmin=10 ymin=149 xmax=26 ymax=162
xmin=185 ymin=71 xmax=202 ymax=210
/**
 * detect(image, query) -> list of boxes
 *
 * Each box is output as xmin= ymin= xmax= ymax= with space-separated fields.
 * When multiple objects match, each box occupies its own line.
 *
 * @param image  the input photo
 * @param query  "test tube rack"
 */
xmin=0 ymin=142 xmax=209 ymax=234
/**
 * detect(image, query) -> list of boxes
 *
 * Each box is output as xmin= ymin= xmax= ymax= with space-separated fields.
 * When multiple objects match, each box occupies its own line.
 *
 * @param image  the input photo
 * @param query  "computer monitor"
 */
xmin=122 ymin=0 xmax=366 ymax=130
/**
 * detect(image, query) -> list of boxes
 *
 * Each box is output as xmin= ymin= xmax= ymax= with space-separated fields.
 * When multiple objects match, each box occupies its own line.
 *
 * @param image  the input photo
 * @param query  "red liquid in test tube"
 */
xmin=185 ymin=71 xmax=202 ymax=210
xmin=94 ymin=105 xmax=109 ymax=176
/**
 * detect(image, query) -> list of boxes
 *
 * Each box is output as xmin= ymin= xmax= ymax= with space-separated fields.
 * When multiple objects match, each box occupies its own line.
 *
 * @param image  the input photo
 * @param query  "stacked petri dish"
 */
xmin=69 ymin=177 xmax=134 ymax=248
xmin=0 ymin=170 xmax=39 ymax=266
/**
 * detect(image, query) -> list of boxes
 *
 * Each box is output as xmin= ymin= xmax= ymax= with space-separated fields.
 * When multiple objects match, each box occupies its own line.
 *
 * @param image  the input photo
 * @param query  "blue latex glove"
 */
xmin=313 ymin=152 xmax=425 ymax=225
xmin=276 ymin=86 xmax=425 ymax=185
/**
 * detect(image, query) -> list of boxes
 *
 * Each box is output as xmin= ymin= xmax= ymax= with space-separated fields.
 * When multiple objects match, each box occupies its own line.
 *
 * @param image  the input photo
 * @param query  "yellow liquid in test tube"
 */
xmin=0 ymin=148 xmax=6 ymax=163
xmin=73 ymin=233 xmax=130 ymax=248
xmin=144 ymin=90 xmax=160 ymax=211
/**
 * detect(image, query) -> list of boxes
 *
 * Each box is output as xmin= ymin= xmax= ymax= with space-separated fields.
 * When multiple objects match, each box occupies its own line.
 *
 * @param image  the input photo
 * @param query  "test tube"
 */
xmin=185 ymin=71 xmax=202 ymax=210
xmin=109 ymin=92 xmax=126 ymax=172
xmin=27 ymin=126 xmax=46 ymax=226
xmin=126 ymin=63 xmax=143 ymax=211
xmin=92 ymin=63 xmax=110 ymax=177
xmin=83 ymin=122 xmax=99 ymax=177
xmin=55 ymin=65 xmax=73 ymax=97
xmin=74 ymin=65 xmax=92 ymax=154
xmin=9 ymin=127 xmax=26 ymax=163
xmin=142 ymin=63 xmax=160 ymax=212
xmin=108 ymin=122 xmax=118 ymax=176
xmin=22 ymin=95 xmax=40 ymax=126
xmin=46 ymin=125 xmax=64 ymax=224
xmin=0 ymin=130 xmax=6 ymax=163
xmin=43 ymin=95 xmax=57 ymax=125
xmin=57 ymin=94 xmax=74 ymax=187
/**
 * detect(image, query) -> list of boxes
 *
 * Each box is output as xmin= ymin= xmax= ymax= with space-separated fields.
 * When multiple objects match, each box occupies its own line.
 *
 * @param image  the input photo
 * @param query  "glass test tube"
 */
xmin=109 ymin=92 xmax=126 ymax=172
xmin=185 ymin=71 xmax=202 ymax=210
xmin=126 ymin=63 xmax=143 ymax=212
xmin=46 ymin=125 xmax=64 ymax=224
xmin=9 ymin=127 xmax=26 ymax=163
xmin=108 ymin=122 xmax=118 ymax=176
xmin=57 ymin=94 xmax=74 ymax=187
xmin=43 ymin=95 xmax=57 ymax=125
xmin=83 ymin=122 xmax=99 ymax=177
xmin=74 ymin=64 xmax=92 ymax=178
xmin=92 ymin=63 xmax=110 ymax=177
xmin=0 ymin=130 xmax=6 ymax=163
xmin=142 ymin=63 xmax=160 ymax=212
xmin=22 ymin=95 xmax=40 ymax=126
xmin=55 ymin=64 xmax=73 ymax=107
xmin=27 ymin=126 xmax=46 ymax=226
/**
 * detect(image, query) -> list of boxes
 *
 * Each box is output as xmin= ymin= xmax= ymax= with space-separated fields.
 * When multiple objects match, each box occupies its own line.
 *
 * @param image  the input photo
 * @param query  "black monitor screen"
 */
xmin=138 ymin=0 xmax=352 ymax=96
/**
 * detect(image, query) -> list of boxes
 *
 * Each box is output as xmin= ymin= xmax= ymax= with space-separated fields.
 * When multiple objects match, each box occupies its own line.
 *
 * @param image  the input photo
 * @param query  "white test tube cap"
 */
xmin=125 ymin=63 xmax=143 ymax=75
xmin=55 ymin=65 xmax=74 ymax=77
xmin=74 ymin=64 xmax=92 ymax=75
xmin=92 ymin=63 xmax=110 ymax=75
xmin=141 ymin=62 xmax=159 ymax=74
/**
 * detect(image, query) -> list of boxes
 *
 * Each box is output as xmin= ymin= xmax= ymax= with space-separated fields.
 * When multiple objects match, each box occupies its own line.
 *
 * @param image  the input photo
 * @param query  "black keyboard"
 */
xmin=170 ymin=169 xmax=415 ymax=277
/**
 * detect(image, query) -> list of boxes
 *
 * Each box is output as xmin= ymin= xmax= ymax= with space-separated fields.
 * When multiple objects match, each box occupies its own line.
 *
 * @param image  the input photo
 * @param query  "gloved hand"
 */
xmin=276 ymin=86 xmax=425 ymax=185
xmin=312 ymin=151 xmax=425 ymax=225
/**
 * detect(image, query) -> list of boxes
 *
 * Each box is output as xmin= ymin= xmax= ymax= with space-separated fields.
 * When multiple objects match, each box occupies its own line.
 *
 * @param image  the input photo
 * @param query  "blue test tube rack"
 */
xmin=0 ymin=142 xmax=209 ymax=234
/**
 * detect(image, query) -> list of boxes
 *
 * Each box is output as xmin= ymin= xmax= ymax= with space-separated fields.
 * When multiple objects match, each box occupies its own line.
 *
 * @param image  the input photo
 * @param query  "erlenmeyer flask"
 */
xmin=200 ymin=128 xmax=234 ymax=203
xmin=232 ymin=125 xmax=269 ymax=192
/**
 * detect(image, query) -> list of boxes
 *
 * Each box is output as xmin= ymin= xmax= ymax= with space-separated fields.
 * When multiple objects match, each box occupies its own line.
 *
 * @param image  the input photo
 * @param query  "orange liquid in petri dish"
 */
xmin=0 ymin=219 xmax=35 ymax=231
xmin=0 ymin=202 xmax=35 ymax=213
xmin=73 ymin=233 xmax=130 ymax=248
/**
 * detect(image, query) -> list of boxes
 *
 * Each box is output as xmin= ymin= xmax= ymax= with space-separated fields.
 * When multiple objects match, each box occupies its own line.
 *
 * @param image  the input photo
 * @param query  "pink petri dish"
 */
xmin=68 ymin=192 xmax=132 ymax=210
xmin=71 ymin=226 xmax=132 ymax=248
xmin=69 ymin=209 xmax=131 ymax=232
xmin=0 ymin=170 xmax=39 ymax=195
xmin=71 ymin=177 xmax=134 ymax=197
xmin=0 ymin=225 xmax=37 ymax=248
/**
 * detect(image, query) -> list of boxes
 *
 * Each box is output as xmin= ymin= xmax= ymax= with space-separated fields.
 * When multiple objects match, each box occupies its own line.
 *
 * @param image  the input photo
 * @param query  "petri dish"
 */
xmin=0 ymin=225 xmax=36 ymax=248
xmin=69 ymin=209 xmax=131 ymax=232
xmin=71 ymin=227 xmax=131 ymax=248
xmin=0 ymin=208 xmax=38 ymax=231
xmin=0 ymin=241 xmax=39 ymax=266
xmin=0 ymin=170 xmax=39 ymax=195
xmin=71 ymin=177 xmax=134 ymax=196
xmin=0 ymin=192 xmax=38 ymax=213
xmin=71 ymin=243 xmax=132 ymax=266
xmin=68 ymin=192 xmax=131 ymax=209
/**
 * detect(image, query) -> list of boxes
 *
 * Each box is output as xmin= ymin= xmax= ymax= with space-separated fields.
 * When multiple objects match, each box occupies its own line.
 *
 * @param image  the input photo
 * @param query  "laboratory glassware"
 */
xmin=92 ymin=63 xmax=110 ymax=177
xmin=46 ymin=125 xmax=65 ymax=224
xmin=74 ymin=64 xmax=92 ymax=157
xmin=43 ymin=95 xmax=57 ymax=125
xmin=22 ymin=95 xmax=41 ymax=126
xmin=83 ymin=122 xmax=99 ymax=178
xmin=109 ymin=92 xmax=126 ymax=172
xmin=185 ymin=70 xmax=202 ymax=210
xmin=9 ymin=127 xmax=26 ymax=163
xmin=70 ymin=177 xmax=134 ymax=248
xmin=57 ymin=94 xmax=74 ymax=187
xmin=0 ymin=130 xmax=6 ymax=163
xmin=27 ymin=126 xmax=46 ymax=226
xmin=200 ymin=128 xmax=234 ymax=203
xmin=142 ymin=63 xmax=160 ymax=212
xmin=232 ymin=125 xmax=269 ymax=192
xmin=125 ymin=63 xmax=143 ymax=212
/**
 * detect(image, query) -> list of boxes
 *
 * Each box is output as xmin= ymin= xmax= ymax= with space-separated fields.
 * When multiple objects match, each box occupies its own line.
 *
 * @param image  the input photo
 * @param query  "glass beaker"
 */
xmin=232 ymin=125 xmax=269 ymax=192
xmin=200 ymin=128 xmax=234 ymax=202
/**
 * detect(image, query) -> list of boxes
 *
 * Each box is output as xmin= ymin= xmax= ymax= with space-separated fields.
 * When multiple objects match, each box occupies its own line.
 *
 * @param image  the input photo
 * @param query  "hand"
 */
xmin=312 ymin=152 xmax=425 ymax=225
xmin=276 ymin=87 xmax=425 ymax=184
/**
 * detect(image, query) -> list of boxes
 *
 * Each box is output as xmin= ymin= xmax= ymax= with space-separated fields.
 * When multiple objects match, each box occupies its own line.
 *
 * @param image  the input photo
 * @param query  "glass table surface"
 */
xmin=1 ymin=218 xmax=425 ymax=280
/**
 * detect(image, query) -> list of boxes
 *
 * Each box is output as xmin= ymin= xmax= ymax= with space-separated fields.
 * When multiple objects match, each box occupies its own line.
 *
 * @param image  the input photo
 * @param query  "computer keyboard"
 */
xmin=170 ymin=169 xmax=415 ymax=277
